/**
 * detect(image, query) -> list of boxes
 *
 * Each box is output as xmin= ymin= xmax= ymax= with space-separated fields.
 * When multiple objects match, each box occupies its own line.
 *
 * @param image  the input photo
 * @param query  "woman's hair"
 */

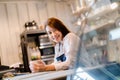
xmin=44 ymin=17 xmax=70 ymax=38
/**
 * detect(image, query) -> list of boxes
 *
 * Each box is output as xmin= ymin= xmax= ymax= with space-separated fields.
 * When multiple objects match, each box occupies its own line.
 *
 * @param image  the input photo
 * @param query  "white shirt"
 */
xmin=52 ymin=33 xmax=80 ymax=70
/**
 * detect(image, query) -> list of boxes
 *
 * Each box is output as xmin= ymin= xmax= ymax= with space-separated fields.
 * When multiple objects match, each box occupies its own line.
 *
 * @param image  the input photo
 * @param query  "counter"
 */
xmin=3 ymin=69 xmax=74 ymax=80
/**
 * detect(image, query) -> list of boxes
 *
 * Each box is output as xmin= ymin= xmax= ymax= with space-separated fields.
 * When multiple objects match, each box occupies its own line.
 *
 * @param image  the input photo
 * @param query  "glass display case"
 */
xmin=72 ymin=19 xmax=120 ymax=80
xmin=71 ymin=1 xmax=120 ymax=80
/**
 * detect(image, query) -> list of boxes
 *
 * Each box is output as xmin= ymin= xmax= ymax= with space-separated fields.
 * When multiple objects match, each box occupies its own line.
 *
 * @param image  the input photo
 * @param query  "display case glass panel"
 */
xmin=72 ymin=1 xmax=120 ymax=79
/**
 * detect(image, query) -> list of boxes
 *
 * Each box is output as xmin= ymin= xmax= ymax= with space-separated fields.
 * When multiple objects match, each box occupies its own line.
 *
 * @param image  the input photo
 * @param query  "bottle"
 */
xmin=31 ymin=47 xmax=41 ymax=60
xmin=36 ymin=47 xmax=41 ymax=59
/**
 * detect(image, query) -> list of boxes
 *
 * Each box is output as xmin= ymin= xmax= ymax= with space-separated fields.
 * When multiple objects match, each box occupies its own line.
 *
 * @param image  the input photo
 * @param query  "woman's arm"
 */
xmin=30 ymin=60 xmax=56 ymax=72
xmin=45 ymin=64 xmax=56 ymax=71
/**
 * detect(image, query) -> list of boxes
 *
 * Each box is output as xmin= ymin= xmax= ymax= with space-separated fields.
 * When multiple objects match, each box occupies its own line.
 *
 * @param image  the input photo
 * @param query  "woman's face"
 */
xmin=46 ymin=25 xmax=63 ymax=43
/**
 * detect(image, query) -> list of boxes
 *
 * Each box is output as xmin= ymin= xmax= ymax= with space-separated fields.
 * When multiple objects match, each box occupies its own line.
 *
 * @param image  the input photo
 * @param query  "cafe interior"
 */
xmin=0 ymin=0 xmax=120 ymax=80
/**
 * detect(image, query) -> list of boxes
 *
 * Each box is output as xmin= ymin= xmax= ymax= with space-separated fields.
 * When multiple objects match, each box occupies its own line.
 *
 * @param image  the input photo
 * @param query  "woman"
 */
xmin=30 ymin=17 xmax=80 ymax=72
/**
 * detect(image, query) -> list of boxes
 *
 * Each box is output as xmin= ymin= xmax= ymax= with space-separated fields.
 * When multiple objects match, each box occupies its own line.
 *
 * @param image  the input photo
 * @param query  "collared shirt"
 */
xmin=52 ymin=33 xmax=80 ymax=70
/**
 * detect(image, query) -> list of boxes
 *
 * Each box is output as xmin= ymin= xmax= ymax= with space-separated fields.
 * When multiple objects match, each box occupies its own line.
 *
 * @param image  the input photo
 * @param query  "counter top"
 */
xmin=4 ymin=69 xmax=74 ymax=80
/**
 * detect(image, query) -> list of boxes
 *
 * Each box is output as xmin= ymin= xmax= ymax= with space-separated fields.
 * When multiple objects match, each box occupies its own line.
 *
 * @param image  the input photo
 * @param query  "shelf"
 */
xmin=42 ymin=57 xmax=54 ymax=62
xmin=87 ymin=5 xmax=119 ymax=21
xmin=73 ymin=2 xmax=119 ymax=21
xmin=84 ymin=21 xmax=114 ymax=34
xmin=41 ymin=54 xmax=54 ymax=59
xmin=21 ymin=29 xmax=46 ymax=37
xmin=86 ymin=44 xmax=106 ymax=51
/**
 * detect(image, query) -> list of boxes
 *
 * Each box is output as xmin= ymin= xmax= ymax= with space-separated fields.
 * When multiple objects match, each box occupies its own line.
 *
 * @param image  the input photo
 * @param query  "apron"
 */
xmin=56 ymin=54 xmax=66 ymax=62
xmin=56 ymin=42 xmax=66 ymax=62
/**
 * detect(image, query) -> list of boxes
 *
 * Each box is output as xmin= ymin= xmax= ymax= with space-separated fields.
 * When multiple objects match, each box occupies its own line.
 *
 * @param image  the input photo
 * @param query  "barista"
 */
xmin=29 ymin=17 xmax=80 ymax=72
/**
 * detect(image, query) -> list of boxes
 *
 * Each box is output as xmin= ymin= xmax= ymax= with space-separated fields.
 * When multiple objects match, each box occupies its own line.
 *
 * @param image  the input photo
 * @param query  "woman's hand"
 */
xmin=29 ymin=60 xmax=46 ymax=73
